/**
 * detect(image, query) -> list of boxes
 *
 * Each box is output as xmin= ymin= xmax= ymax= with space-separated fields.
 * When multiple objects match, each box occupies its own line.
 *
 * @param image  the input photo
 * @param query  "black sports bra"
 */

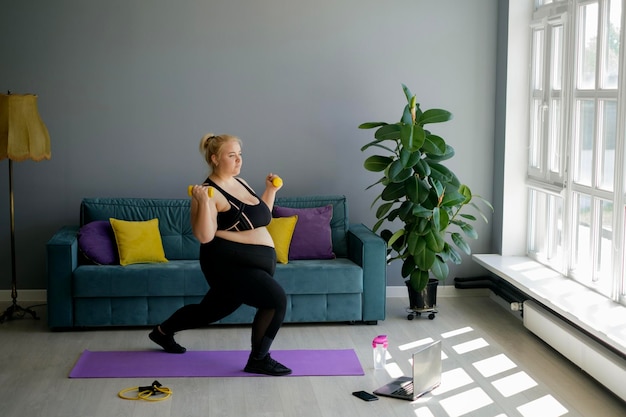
xmin=205 ymin=178 xmax=271 ymax=231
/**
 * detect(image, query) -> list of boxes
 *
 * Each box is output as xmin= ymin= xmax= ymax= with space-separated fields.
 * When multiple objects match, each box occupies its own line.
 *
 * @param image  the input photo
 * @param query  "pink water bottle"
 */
xmin=372 ymin=335 xmax=388 ymax=369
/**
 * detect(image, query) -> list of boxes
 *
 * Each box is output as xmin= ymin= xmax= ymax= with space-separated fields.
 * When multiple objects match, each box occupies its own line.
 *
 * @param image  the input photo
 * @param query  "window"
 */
xmin=528 ymin=0 xmax=624 ymax=303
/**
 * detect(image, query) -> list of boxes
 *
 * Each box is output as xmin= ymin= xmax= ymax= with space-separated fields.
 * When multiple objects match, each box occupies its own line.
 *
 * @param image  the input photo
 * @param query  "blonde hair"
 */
xmin=199 ymin=133 xmax=242 ymax=171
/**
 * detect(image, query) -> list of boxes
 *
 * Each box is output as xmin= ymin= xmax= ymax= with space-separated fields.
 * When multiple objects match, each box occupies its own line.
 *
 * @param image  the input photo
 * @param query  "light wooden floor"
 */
xmin=0 ymin=296 xmax=624 ymax=417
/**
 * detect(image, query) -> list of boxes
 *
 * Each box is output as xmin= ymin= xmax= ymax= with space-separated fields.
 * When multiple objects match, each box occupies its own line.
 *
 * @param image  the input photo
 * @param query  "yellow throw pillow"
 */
xmin=109 ymin=218 xmax=168 ymax=266
xmin=266 ymin=215 xmax=298 ymax=264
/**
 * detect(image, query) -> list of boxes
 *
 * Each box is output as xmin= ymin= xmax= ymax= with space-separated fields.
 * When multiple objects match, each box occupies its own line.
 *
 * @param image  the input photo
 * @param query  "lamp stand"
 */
xmin=0 ymin=159 xmax=39 ymax=323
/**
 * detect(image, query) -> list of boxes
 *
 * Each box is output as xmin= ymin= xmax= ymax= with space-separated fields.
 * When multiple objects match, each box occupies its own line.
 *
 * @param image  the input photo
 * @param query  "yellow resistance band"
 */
xmin=118 ymin=380 xmax=172 ymax=402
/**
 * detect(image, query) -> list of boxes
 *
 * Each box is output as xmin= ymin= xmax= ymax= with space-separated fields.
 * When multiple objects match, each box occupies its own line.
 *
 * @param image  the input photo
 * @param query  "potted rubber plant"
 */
xmin=359 ymin=84 xmax=492 ymax=309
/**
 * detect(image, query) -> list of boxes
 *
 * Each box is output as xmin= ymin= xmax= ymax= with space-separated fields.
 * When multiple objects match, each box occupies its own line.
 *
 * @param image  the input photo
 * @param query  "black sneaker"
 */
xmin=149 ymin=327 xmax=186 ymax=354
xmin=244 ymin=353 xmax=292 ymax=376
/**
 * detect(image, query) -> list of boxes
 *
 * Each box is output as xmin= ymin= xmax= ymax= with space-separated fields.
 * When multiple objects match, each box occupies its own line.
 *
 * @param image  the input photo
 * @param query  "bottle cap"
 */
xmin=372 ymin=335 xmax=388 ymax=348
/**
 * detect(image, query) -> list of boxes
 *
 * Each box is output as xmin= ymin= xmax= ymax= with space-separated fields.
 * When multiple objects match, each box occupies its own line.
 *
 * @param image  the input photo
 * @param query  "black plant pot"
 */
xmin=406 ymin=278 xmax=439 ymax=310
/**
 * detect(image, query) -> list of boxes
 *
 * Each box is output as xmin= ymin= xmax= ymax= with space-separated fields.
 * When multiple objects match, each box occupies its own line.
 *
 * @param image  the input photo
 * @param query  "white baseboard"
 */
xmin=0 ymin=286 xmax=490 ymax=304
xmin=386 ymin=285 xmax=489 ymax=298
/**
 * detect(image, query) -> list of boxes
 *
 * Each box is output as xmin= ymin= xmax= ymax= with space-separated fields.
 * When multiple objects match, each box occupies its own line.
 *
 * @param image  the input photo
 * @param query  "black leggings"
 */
xmin=160 ymin=237 xmax=287 ymax=355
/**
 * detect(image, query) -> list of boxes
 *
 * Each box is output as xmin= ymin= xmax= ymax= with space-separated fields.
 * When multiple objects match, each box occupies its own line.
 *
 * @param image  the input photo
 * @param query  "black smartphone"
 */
xmin=352 ymin=391 xmax=378 ymax=401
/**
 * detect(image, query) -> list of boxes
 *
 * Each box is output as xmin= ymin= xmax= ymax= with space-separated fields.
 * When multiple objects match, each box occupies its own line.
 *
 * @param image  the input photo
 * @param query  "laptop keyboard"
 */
xmin=391 ymin=382 xmax=414 ymax=397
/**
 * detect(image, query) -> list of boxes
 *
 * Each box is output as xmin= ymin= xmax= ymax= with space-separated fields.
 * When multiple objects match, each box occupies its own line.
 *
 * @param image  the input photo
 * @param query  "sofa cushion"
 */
xmin=73 ymin=260 xmax=207 ymax=297
xmin=109 ymin=218 xmax=168 ymax=266
xmin=77 ymin=220 xmax=118 ymax=265
xmin=274 ymin=259 xmax=363 ymax=294
xmin=266 ymin=215 xmax=298 ymax=264
xmin=274 ymin=195 xmax=349 ymax=258
xmin=273 ymin=205 xmax=334 ymax=260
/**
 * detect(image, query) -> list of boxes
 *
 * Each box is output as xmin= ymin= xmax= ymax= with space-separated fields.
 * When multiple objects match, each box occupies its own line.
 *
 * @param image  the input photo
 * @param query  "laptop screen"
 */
xmin=412 ymin=340 xmax=442 ymax=396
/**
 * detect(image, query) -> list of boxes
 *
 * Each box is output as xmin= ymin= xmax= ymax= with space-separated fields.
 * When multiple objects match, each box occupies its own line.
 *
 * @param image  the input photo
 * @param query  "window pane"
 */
xmin=600 ymin=100 xmax=616 ymax=190
xmin=601 ymin=0 xmax=621 ymax=89
xmin=578 ymin=2 xmax=598 ymax=89
xmin=572 ymin=193 xmax=592 ymax=277
xmin=528 ymin=189 xmax=564 ymax=270
xmin=549 ymin=98 xmax=562 ymax=174
xmin=528 ymin=189 xmax=546 ymax=256
xmin=530 ymin=99 xmax=544 ymax=170
xmin=551 ymin=25 xmax=563 ymax=90
xmin=595 ymin=199 xmax=613 ymax=296
xmin=574 ymin=99 xmax=595 ymax=186
xmin=533 ymin=29 xmax=545 ymax=91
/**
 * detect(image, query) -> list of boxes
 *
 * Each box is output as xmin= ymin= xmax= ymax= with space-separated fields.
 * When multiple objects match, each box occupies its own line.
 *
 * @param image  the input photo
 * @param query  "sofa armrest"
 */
xmin=347 ymin=223 xmax=386 ymax=322
xmin=46 ymin=226 xmax=80 ymax=329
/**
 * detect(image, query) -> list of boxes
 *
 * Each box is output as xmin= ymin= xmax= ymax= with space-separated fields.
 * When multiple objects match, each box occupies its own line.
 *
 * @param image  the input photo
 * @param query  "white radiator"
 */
xmin=523 ymin=300 xmax=626 ymax=402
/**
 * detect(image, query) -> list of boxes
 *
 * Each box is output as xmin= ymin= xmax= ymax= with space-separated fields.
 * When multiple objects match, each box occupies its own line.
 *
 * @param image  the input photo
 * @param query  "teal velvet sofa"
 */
xmin=46 ymin=195 xmax=387 ymax=329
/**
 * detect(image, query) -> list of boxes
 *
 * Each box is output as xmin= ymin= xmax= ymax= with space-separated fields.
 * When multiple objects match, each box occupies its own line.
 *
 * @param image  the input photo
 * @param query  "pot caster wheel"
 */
xmin=428 ymin=313 xmax=436 ymax=320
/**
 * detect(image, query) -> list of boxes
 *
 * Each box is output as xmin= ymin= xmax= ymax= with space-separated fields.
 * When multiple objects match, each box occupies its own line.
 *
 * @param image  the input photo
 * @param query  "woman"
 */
xmin=149 ymin=133 xmax=291 ymax=376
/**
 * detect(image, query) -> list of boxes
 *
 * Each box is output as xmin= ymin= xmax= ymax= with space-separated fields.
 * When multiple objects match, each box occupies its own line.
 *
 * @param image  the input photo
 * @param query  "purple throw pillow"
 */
xmin=273 ymin=205 xmax=335 ymax=260
xmin=77 ymin=220 xmax=119 ymax=265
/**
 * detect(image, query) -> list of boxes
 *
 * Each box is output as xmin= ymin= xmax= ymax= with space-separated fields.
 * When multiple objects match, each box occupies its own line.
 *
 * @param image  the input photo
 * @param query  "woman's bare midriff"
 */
xmin=215 ymin=227 xmax=275 ymax=247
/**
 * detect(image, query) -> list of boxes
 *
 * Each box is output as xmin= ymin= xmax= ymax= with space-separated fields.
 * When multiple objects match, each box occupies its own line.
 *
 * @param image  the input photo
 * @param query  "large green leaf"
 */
xmin=437 ymin=206 xmax=450 ymax=230
xmin=430 ymin=256 xmax=449 ymax=281
xmin=375 ymin=202 xmax=395 ymax=219
xmin=458 ymin=184 xmax=472 ymax=204
xmin=413 ymin=158 xmax=430 ymax=178
xmin=364 ymin=155 xmax=392 ymax=172
xmin=427 ymin=162 xmax=455 ymax=183
xmin=421 ymin=135 xmax=446 ymax=156
xmin=441 ymin=243 xmax=463 ymax=264
xmin=400 ymin=148 xmax=421 ymax=169
xmin=423 ymin=224 xmax=445 ymax=253
xmin=374 ymin=124 xmax=401 ymax=140
xmin=387 ymin=229 xmax=405 ymax=248
xmin=401 ymin=256 xmax=415 ymax=278
xmin=404 ymin=175 xmax=419 ymax=202
xmin=459 ymin=222 xmax=478 ymax=239
xmin=398 ymin=201 xmax=414 ymax=221
xmin=359 ymin=122 xmax=388 ymax=129
xmin=381 ymin=181 xmax=405 ymax=201
xmin=424 ymin=144 xmax=455 ymax=162
xmin=360 ymin=139 xmax=396 ymax=153
xmin=372 ymin=217 xmax=385 ymax=233
xmin=400 ymin=123 xmax=425 ymax=152
xmin=418 ymin=108 xmax=453 ymax=125
xmin=409 ymin=269 xmax=430 ymax=292
xmin=451 ymin=232 xmax=471 ymax=255
xmin=388 ymin=160 xmax=413 ymax=183
xmin=402 ymin=105 xmax=413 ymax=125
xmin=441 ymin=186 xmax=467 ymax=207
xmin=402 ymin=84 xmax=414 ymax=103
xmin=413 ymin=245 xmax=436 ymax=271
xmin=412 ymin=205 xmax=433 ymax=218
xmin=406 ymin=233 xmax=422 ymax=259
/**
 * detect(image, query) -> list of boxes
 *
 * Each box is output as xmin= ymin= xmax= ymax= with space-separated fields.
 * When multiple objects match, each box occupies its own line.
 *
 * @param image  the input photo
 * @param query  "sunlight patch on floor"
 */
xmin=473 ymin=353 xmax=517 ymax=377
xmin=452 ymin=337 xmax=489 ymax=354
xmin=517 ymin=395 xmax=569 ymax=417
xmin=438 ymin=387 xmax=493 ymax=417
xmin=492 ymin=371 xmax=538 ymax=397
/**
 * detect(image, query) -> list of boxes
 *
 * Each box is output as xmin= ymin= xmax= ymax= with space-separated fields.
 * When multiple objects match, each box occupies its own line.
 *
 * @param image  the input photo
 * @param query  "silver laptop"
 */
xmin=374 ymin=340 xmax=442 ymax=401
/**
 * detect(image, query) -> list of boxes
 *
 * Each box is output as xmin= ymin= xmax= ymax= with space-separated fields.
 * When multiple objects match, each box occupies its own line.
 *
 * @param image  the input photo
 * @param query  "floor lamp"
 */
xmin=0 ymin=92 xmax=51 ymax=322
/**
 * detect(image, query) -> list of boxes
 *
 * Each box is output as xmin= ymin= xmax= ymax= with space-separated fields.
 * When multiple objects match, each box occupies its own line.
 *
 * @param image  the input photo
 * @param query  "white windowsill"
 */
xmin=473 ymin=254 xmax=626 ymax=356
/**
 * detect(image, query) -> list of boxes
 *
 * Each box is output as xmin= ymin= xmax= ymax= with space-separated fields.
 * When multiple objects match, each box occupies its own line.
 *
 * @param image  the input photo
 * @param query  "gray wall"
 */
xmin=0 ymin=0 xmax=498 ymax=291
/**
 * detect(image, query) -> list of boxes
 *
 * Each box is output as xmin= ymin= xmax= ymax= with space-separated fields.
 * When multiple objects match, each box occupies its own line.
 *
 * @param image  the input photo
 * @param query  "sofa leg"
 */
xmin=365 ymin=320 xmax=378 ymax=325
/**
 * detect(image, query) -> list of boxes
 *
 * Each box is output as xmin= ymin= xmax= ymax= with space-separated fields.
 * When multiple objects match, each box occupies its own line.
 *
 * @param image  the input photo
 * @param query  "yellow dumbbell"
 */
xmin=272 ymin=176 xmax=283 ymax=188
xmin=187 ymin=185 xmax=214 ymax=197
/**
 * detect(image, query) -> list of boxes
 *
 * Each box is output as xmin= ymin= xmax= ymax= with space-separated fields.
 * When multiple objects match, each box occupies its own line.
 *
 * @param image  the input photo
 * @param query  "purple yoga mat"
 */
xmin=69 ymin=349 xmax=364 ymax=378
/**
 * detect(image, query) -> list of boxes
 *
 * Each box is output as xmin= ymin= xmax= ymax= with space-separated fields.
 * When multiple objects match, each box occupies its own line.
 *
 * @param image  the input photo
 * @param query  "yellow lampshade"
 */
xmin=0 ymin=93 xmax=51 ymax=162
